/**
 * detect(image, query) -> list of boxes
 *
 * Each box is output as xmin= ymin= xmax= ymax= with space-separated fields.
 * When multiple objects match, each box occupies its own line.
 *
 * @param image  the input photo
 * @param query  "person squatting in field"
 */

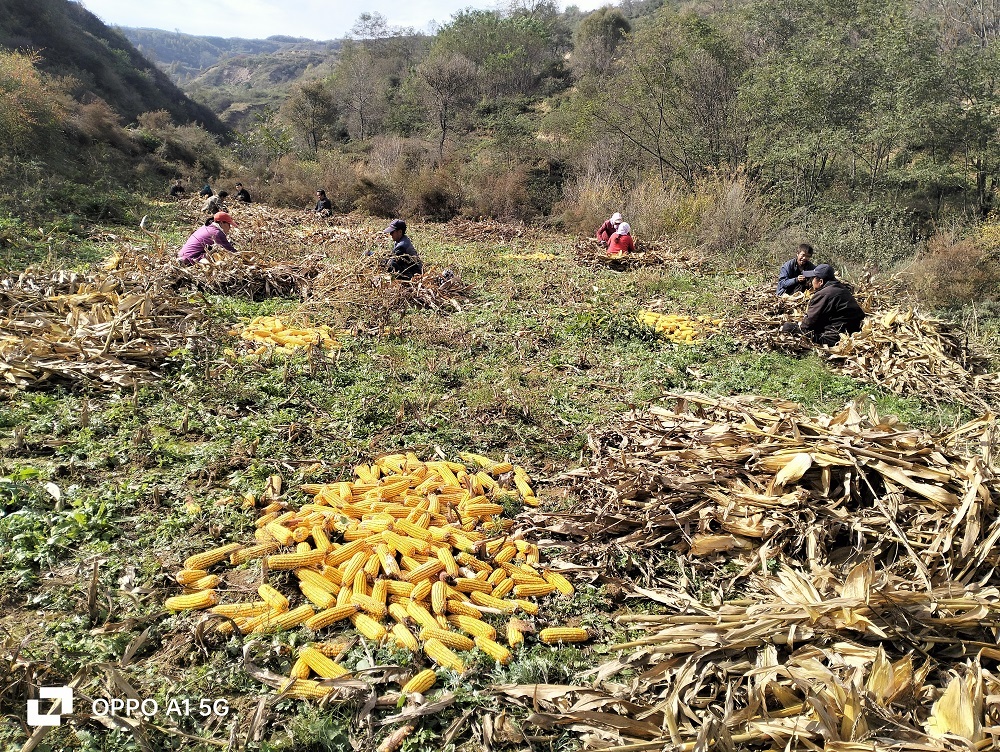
xmin=596 ymin=212 xmax=623 ymax=245
xmin=777 ymin=243 xmax=817 ymax=295
xmin=177 ymin=212 xmax=238 ymax=265
xmin=780 ymin=264 xmax=865 ymax=345
xmin=607 ymin=222 xmax=635 ymax=257
xmin=384 ymin=219 xmax=423 ymax=281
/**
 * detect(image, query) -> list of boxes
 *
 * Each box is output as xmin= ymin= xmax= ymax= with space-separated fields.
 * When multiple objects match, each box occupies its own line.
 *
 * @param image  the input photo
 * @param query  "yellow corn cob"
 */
xmin=253 ymin=604 xmax=315 ymax=634
xmin=391 ymin=622 xmax=420 ymax=651
xmin=187 ymin=574 xmax=221 ymax=591
xmin=419 ymin=626 xmax=474 ymax=651
xmin=487 ymin=568 xmax=508 ymax=586
xmin=431 ymin=581 xmax=448 ymax=614
xmin=401 ymin=668 xmax=437 ymax=695
xmin=506 ymin=621 xmax=525 ymax=649
xmin=341 ymin=551 xmax=368 ymax=584
xmin=336 ymin=586 xmax=353 ymax=608
xmin=231 ymin=542 xmax=280 ymax=565
xmin=513 ymin=583 xmax=557 ymax=597
xmin=266 ymin=550 xmax=326 ymax=570
xmin=296 ymin=541 xmax=313 ymax=554
xmin=493 ymin=544 xmax=517 ymax=564
xmin=491 ymin=578 xmax=515 ymax=599
xmin=371 ymin=579 xmax=389 ymax=606
xmin=351 ymin=593 xmax=388 ymax=619
xmin=304 ymin=604 xmax=358 ymax=631
xmin=539 ymin=627 xmax=590 ymax=644
xmin=311 ymin=526 xmax=332 ymax=552
xmin=404 ymin=559 xmax=445 ymax=583
xmin=326 ymin=539 xmax=369 ymax=566
xmin=408 ymin=579 xmax=432 ymax=603
xmin=383 ymin=531 xmax=421 ymax=557
xmin=313 ymin=641 xmax=348 ymax=657
xmin=490 ymin=462 xmax=513 ymax=475
xmin=320 ymin=566 xmax=344 ymax=586
xmin=515 ymin=599 xmax=539 ymax=615
xmin=375 ymin=544 xmax=402 ymax=578
xmin=514 ymin=478 xmax=534 ymax=500
xmin=435 ymin=547 xmax=459 ymax=577
xmin=299 ymin=646 xmax=349 ymax=679
xmin=447 ymin=614 xmax=496 ymax=640
xmin=290 ymin=657 xmax=312 ymax=679
xmin=254 ymin=511 xmax=279 ymax=528
xmin=265 ymin=522 xmax=296 ymax=546
xmin=393 ymin=519 xmax=431 ymax=541
xmin=280 ymin=678 xmax=332 ymax=700
xmin=258 ymin=584 xmax=290 ymax=612
xmin=385 ymin=580 xmax=415 ymax=598
xmin=406 ymin=601 xmax=439 ymax=631
xmin=388 ymin=602 xmax=411 ymax=624
xmin=455 ymin=553 xmax=490 ymax=573
xmin=300 ymin=583 xmax=336 ymax=610
xmin=293 ymin=527 xmax=313 ymax=544
xmin=165 ymin=589 xmax=218 ymax=611
xmin=423 ymin=638 xmax=465 ymax=672
xmin=500 ymin=562 xmax=546 ymax=584
xmin=352 ymin=613 xmax=387 ymax=641
xmin=297 ymin=568 xmax=340 ymax=594
xmin=210 ymin=601 xmax=270 ymax=619
xmin=475 ymin=471 xmax=497 ymax=490
xmin=176 ymin=569 xmax=209 ymax=585
xmin=254 ymin=528 xmax=275 ymax=545
xmin=543 ymin=570 xmax=575 ymax=596
xmin=469 ymin=591 xmax=518 ymax=612
xmin=446 ymin=599 xmax=483 ymax=618
xmin=454 ymin=578 xmax=493 ymax=594
xmin=475 ymin=635 xmax=512 ymax=664
xmin=183 ymin=543 xmax=243 ymax=571
xmin=462 ymin=503 xmax=505 ymax=518
xmin=363 ymin=551 xmax=382 ymax=577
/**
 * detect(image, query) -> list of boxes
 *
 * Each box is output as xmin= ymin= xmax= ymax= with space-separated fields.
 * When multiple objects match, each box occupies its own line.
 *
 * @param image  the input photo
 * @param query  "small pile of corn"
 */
xmin=236 ymin=316 xmax=341 ymax=354
xmin=637 ymin=310 xmax=723 ymax=343
xmin=166 ymin=452 xmax=589 ymax=699
xmin=503 ymin=252 xmax=557 ymax=261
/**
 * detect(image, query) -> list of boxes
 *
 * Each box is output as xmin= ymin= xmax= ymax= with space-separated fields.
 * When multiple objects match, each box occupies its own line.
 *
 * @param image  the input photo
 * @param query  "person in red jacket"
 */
xmin=607 ymin=222 xmax=635 ymax=257
xmin=596 ymin=212 xmax=623 ymax=245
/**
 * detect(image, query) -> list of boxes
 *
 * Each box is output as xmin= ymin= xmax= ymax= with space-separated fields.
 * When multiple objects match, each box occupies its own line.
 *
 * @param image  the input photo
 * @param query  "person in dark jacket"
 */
xmin=384 ymin=219 xmax=422 ymax=281
xmin=169 ymin=179 xmax=185 ymax=197
xmin=315 ymin=190 xmax=333 ymax=217
xmin=199 ymin=183 xmax=213 ymax=197
xmin=780 ymin=264 xmax=865 ymax=345
xmin=234 ymin=183 xmax=252 ymax=203
xmin=776 ymin=244 xmax=816 ymax=295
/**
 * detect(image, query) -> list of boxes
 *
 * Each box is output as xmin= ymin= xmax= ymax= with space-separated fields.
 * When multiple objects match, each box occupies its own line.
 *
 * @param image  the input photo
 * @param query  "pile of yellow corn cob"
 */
xmin=636 ymin=310 xmax=723 ymax=343
xmin=166 ymin=452 xmax=589 ymax=699
xmin=235 ymin=316 xmax=341 ymax=355
xmin=502 ymin=252 xmax=557 ymax=261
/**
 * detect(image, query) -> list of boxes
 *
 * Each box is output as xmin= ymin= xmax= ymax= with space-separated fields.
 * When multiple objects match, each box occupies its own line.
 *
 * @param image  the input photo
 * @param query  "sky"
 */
xmin=76 ymin=0 xmax=611 ymax=41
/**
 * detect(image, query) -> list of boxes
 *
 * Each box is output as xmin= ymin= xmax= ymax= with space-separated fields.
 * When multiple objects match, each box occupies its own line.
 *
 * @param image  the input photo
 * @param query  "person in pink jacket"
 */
xmin=596 ymin=212 xmax=623 ymax=245
xmin=177 ymin=212 xmax=238 ymax=264
xmin=607 ymin=222 xmax=635 ymax=257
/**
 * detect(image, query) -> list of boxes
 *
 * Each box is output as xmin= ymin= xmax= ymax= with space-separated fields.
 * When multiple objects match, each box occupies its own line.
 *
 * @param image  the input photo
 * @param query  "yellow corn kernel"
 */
xmin=176 ymin=568 xmax=209 ymax=585
xmin=266 ymin=550 xmax=326 ymax=570
xmin=391 ymin=622 xmax=420 ymax=651
xmin=401 ymin=668 xmax=437 ymax=695
xmin=420 ymin=626 xmax=474 ymax=651
xmin=304 ymin=604 xmax=359 ymax=631
xmin=538 ymin=627 xmax=590 ymax=644
xmin=165 ymin=589 xmax=218 ymax=611
xmin=183 ymin=543 xmax=243 ymax=571
xmin=423 ymin=638 xmax=464 ymax=672
xmin=352 ymin=613 xmax=387 ymax=641
xmin=210 ymin=601 xmax=270 ymax=619
xmin=299 ymin=646 xmax=349 ymax=679
xmin=231 ymin=542 xmax=280 ymax=565
xmin=475 ymin=635 xmax=512 ymax=664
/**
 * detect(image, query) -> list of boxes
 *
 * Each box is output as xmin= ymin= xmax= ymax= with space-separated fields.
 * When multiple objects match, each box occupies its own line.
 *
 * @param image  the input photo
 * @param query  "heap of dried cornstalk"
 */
xmin=444 ymin=218 xmax=528 ymax=243
xmin=574 ymin=238 xmax=705 ymax=271
xmin=538 ymin=393 xmax=1000 ymax=750
xmin=726 ymin=280 xmax=1000 ymax=413
xmin=0 ymin=272 xmax=205 ymax=389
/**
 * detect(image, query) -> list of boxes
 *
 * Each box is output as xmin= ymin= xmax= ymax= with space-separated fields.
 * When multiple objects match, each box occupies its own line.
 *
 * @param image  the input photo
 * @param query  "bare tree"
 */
xmin=417 ymin=53 xmax=477 ymax=163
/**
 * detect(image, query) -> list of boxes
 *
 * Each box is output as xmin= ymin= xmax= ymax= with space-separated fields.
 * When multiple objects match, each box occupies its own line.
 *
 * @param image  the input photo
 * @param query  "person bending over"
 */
xmin=780 ymin=264 xmax=865 ymax=345
xmin=178 ymin=212 xmax=238 ymax=265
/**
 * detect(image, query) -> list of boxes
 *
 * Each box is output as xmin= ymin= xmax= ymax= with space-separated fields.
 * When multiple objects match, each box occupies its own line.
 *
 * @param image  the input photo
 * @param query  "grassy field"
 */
xmin=0 ymin=202 xmax=979 ymax=751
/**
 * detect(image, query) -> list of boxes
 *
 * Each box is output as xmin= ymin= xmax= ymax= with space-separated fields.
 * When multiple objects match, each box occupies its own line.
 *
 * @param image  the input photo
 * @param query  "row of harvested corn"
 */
xmin=233 ymin=315 xmax=342 ymax=354
xmin=166 ymin=452 xmax=589 ymax=697
xmin=637 ymin=310 xmax=723 ymax=343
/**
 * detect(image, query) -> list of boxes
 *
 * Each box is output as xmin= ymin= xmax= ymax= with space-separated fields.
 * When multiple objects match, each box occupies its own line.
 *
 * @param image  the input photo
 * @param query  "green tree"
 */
xmin=571 ymin=8 xmax=631 ymax=79
xmin=282 ymin=80 xmax=338 ymax=153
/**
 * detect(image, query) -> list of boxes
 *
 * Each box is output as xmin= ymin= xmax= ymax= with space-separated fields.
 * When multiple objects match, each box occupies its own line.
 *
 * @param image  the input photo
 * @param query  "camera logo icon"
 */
xmin=27 ymin=686 xmax=74 ymax=727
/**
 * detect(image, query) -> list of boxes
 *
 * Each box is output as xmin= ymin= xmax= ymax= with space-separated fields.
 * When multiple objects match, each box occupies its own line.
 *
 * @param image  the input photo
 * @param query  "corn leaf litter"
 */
xmin=574 ymin=238 xmax=705 ymax=271
xmin=534 ymin=392 xmax=1000 ymax=749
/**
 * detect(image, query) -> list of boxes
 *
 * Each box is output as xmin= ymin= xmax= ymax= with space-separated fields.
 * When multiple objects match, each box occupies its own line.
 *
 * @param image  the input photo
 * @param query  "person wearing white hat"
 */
xmin=607 ymin=221 xmax=635 ymax=257
xmin=596 ymin=212 xmax=624 ymax=245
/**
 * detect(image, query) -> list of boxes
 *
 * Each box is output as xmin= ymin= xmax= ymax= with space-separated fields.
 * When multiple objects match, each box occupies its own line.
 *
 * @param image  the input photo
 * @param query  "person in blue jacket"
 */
xmin=383 ymin=219 xmax=423 ymax=281
xmin=777 ymin=244 xmax=816 ymax=295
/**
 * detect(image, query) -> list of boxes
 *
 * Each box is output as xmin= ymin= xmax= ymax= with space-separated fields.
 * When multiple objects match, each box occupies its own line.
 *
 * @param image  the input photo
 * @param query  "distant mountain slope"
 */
xmin=120 ymin=27 xmax=340 ymax=83
xmin=0 ymin=0 xmax=228 ymax=136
